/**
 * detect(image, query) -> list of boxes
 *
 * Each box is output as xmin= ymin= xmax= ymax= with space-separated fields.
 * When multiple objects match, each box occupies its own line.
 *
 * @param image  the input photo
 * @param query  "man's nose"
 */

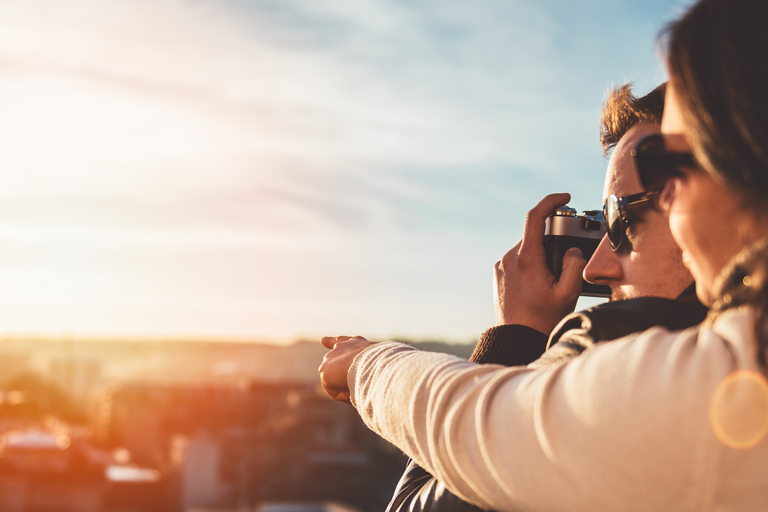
xmin=583 ymin=235 xmax=623 ymax=285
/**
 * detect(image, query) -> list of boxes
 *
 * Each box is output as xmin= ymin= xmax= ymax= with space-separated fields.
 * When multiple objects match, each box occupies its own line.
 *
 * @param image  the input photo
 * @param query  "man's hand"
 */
xmin=319 ymin=335 xmax=376 ymax=404
xmin=494 ymin=193 xmax=587 ymax=334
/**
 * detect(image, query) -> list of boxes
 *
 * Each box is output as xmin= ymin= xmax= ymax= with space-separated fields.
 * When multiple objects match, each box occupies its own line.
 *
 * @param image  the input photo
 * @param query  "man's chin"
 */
xmin=610 ymin=289 xmax=631 ymax=302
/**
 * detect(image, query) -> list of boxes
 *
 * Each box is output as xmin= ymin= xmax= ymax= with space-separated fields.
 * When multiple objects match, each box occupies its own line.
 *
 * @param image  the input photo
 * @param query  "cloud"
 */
xmin=0 ymin=0 xmax=685 ymax=340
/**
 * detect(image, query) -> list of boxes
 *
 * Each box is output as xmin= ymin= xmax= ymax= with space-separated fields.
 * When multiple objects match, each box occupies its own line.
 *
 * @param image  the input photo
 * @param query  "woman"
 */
xmin=655 ymin=0 xmax=768 ymax=330
xmin=319 ymin=1 xmax=768 ymax=510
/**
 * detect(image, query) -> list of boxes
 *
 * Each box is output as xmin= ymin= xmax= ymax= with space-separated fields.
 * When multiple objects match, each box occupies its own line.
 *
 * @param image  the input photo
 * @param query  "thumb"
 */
xmin=556 ymin=247 xmax=587 ymax=298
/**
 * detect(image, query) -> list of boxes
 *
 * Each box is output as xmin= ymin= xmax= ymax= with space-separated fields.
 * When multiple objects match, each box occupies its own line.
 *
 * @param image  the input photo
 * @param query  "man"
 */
xmin=370 ymin=83 xmax=707 ymax=511
xmin=583 ymin=85 xmax=692 ymax=301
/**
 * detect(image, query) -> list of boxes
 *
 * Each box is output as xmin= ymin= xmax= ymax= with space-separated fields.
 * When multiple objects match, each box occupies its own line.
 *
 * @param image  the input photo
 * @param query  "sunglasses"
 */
xmin=631 ymin=133 xmax=696 ymax=192
xmin=603 ymin=191 xmax=659 ymax=251
xmin=602 ymin=134 xmax=698 ymax=251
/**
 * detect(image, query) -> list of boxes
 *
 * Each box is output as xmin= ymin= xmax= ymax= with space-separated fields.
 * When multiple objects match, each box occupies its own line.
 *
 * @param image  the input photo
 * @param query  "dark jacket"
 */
xmin=386 ymin=290 xmax=707 ymax=512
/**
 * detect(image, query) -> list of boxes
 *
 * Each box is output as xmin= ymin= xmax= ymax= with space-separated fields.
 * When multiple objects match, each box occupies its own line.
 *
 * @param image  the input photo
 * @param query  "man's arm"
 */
xmin=324 ymin=193 xmax=586 ymax=512
xmin=469 ymin=325 xmax=548 ymax=365
xmin=319 ymin=192 xmax=584 ymax=398
xmin=492 ymin=193 xmax=586 ymax=334
xmin=382 ymin=193 xmax=586 ymax=512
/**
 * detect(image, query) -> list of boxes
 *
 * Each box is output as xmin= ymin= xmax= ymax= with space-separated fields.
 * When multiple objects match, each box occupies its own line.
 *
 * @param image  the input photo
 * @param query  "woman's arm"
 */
xmin=387 ymin=324 xmax=548 ymax=512
xmin=347 ymin=320 xmax=736 ymax=512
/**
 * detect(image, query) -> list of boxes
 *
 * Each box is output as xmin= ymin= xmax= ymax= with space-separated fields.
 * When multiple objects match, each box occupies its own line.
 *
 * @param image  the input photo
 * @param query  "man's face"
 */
xmin=583 ymin=122 xmax=693 ymax=301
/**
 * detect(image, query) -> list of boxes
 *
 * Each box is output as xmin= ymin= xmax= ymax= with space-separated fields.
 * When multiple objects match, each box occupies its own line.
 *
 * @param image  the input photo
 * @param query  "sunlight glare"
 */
xmin=709 ymin=370 xmax=768 ymax=450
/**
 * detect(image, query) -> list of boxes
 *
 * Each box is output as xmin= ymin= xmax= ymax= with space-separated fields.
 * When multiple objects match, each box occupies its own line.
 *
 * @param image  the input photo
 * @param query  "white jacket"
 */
xmin=348 ymin=306 xmax=768 ymax=511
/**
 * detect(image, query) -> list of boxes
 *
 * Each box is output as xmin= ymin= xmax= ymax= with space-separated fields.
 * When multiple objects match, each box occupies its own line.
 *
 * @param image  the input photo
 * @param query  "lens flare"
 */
xmin=709 ymin=370 xmax=768 ymax=450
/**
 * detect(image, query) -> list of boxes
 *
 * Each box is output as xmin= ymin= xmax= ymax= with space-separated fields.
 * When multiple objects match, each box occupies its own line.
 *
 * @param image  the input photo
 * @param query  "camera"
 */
xmin=544 ymin=206 xmax=611 ymax=298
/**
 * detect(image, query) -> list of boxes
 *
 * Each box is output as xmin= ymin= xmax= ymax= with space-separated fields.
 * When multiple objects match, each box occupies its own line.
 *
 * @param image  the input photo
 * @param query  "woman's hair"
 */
xmin=664 ymin=0 xmax=768 ymax=361
xmin=664 ymin=0 xmax=768 ymax=202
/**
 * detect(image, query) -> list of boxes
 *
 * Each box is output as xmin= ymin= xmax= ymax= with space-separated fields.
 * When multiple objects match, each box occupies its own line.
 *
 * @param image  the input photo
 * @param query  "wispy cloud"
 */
xmin=0 ymin=0 xmax=687 ymax=341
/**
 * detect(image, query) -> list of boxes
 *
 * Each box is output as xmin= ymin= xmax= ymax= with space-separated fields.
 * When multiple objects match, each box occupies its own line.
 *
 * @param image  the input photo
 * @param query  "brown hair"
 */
xmin=599 ymin=82 xmax=666 ymax=157
xmin=665 ymin=0 xmax=768 ymax=362
xmin=664 ymin=0 xmax=768 ymax=204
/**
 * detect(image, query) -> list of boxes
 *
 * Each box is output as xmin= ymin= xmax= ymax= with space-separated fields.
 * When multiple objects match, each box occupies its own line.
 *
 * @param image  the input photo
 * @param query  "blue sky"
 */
xmin=0 ymin=0 xmax=692 ymax=342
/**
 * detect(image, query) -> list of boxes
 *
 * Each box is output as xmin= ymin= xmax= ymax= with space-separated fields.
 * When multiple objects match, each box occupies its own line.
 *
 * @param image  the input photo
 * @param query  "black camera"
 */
xmin=544 ymin=206 xmax=611 ymax=298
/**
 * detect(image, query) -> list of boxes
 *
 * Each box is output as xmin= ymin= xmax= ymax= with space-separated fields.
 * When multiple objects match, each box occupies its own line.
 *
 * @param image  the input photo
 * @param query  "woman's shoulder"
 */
xmin=583 ymin=306 xmax=753 ymax=362
xmin=706 ymin=306 xmax=754 ymax=345
xmin=554 ymin=308 xmax=757 ymax=409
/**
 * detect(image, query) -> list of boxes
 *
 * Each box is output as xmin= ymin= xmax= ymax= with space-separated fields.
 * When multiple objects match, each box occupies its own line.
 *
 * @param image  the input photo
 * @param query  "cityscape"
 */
xmin=0 ymin=337 xmax=474 ymax=512
xmin=0 ymin=1 xmax=703 ymax=511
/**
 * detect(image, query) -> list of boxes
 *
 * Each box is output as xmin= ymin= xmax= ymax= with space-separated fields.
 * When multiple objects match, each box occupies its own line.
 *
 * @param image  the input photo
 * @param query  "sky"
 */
xmin=0 ymin=0 xmax=693 ymax=343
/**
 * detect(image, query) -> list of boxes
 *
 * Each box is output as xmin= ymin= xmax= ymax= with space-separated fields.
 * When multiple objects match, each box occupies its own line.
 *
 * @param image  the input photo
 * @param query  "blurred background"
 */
xmin=0 ymin=0 xmax=690 ymax=510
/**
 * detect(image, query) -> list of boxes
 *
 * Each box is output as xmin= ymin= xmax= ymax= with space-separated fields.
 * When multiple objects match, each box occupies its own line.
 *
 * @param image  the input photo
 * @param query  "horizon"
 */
xmin=0 ymin=332 xmax=479 ymax=346
xmin=0 ymin=0 xmax=692 ymax=342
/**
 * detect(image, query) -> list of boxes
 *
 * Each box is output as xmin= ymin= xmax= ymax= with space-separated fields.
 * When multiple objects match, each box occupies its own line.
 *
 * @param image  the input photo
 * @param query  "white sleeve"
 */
xmin=347 ymin=321 xmax=743 ymax=512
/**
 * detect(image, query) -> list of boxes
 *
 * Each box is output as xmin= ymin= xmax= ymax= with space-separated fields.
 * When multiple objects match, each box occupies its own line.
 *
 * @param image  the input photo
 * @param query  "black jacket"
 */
xmin=385 ymin=290 xmax=707 ymax=512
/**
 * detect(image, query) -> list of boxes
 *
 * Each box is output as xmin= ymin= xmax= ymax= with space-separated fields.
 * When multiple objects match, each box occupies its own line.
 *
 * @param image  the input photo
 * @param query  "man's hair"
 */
xmin=599 ymin=82 xmax=666 ymax=156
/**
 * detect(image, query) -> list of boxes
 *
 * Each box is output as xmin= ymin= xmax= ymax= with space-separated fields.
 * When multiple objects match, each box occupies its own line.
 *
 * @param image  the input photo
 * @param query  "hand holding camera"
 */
xmin=544 ymin=207 xmax=610 ymax=298
xmin=494 ymin=193 xmax=589 ymax=335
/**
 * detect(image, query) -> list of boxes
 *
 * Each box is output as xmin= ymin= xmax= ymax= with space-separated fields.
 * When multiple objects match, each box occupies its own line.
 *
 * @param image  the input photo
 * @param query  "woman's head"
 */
xmin=655 ymin=0 xmax=768 ymax=322
xmin=663 ymin=0 xmax=768 ymax=206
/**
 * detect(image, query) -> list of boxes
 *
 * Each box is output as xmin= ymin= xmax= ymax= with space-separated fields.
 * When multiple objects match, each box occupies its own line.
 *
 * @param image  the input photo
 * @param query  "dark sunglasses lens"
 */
xmin=604 ymin=197 xmax=623 ymax=250
xmin=634 ymin=135 xmax=669 ymax=191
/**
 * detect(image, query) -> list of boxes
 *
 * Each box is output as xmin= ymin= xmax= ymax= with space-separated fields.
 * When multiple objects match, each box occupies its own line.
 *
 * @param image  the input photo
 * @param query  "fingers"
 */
xmin=320 ymin=335 xmax=359 ymax=349
xmin=519 ymin=192 xmax=571 ymax=258
xmin=318 ymin=368 xmax=352 ymax=404
xmin=329 ymin=389 xmax=351 ymax=404
xmin=556 ymin=246 xmax=587 ymax=300
xmin=318 ymin=335 xmax=373 ymax=405
xmin=321 ymin=336 xmax=340 ymax=349
xmin=318 ymin=374 xmax=352 ymax=405
xmin=318 ymin=350 xmax=352 ymax=404
xmin=495 ymin=241 xmax=521 ymax=277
